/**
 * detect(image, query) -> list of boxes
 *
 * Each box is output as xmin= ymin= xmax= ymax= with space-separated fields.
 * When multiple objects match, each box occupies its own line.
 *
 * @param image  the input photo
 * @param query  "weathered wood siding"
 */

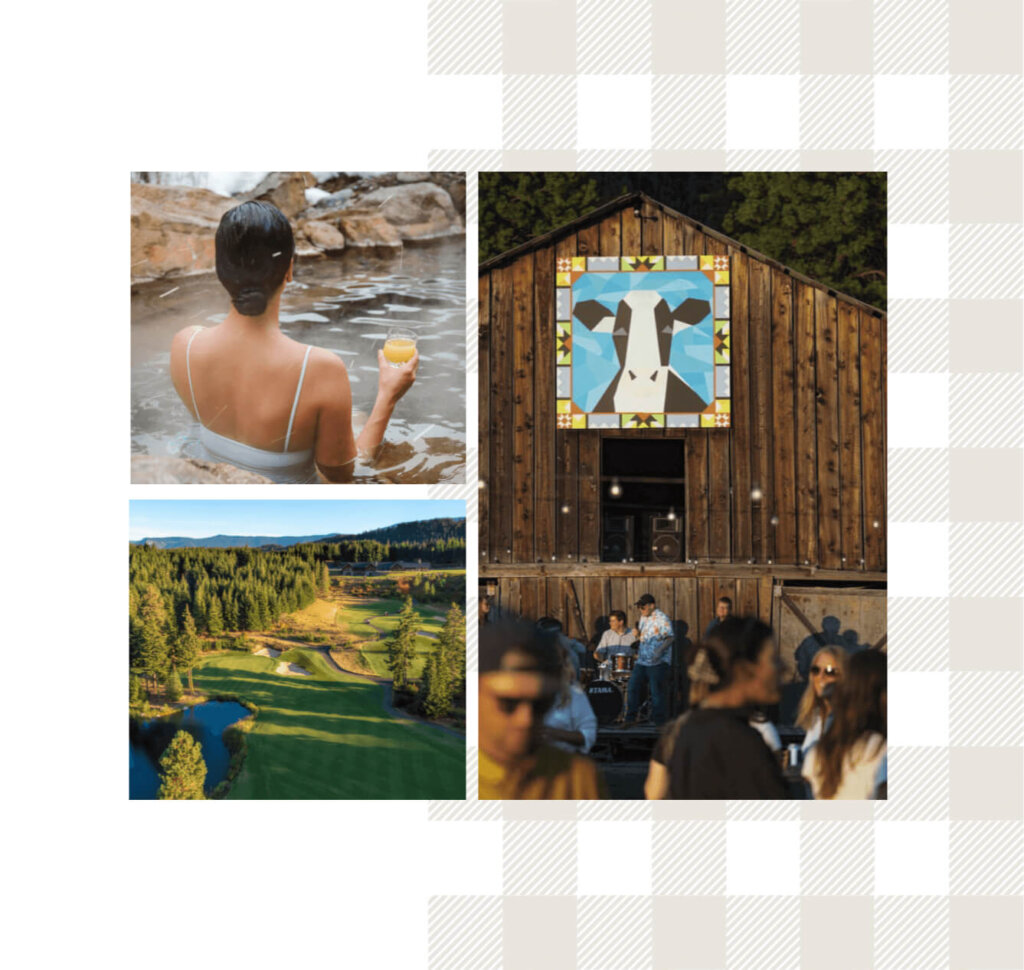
xmin=480 ymin=200 xmax=887 ymax=572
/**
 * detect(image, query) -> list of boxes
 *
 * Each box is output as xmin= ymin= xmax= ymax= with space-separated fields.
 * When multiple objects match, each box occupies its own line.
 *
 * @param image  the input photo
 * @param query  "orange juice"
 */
xmin=383 ymin=337 xmax=416 ymax=365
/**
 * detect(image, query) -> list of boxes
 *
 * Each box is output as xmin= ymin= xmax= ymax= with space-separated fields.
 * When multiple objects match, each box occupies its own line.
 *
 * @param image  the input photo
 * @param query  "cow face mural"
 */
xmin=556 ymin=255 xmax=731 ymax=430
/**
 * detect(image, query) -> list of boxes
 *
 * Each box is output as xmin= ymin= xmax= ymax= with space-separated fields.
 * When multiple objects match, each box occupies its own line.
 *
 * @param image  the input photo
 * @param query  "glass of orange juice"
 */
xmin=383 ymin=327 xmax=417 ymax=368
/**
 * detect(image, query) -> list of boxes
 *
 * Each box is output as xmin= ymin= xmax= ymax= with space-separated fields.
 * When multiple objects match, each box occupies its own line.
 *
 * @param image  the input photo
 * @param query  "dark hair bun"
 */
xmin=215 ymin=200 xmax=295 ymax=318
xmin=234 ymin=287 xmax=268 ymax=316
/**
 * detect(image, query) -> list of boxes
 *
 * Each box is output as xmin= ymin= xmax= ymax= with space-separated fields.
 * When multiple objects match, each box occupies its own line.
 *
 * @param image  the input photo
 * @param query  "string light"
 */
xmin=667 ymin=507 xmax=676 ymax=521
xmin=872 ymin=519 xmax=881 ymax=529
xmin=750 ymin=487 xmax=763 ymax=503
xmin=609 ymin=478 xmax=622 ymax=498
xmin=560 ymin=503 xmax=570 ymax=514
xmin=477 ymin=480 xmax=486 ymax=490
xmin=770 ymin=515 xmax=779 ymax=527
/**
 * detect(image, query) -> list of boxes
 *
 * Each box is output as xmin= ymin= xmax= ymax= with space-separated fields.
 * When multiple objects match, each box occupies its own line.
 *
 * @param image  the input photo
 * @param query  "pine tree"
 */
xmin=386 ymin=596 xmax=418 ymax=690
xmin=165 ymin=667 xmax=183 ymax=702
xmin=171 ymin=606 xmax=201 ymax=693
xmin=129 ymin=673 xmax=144 ymax=706
xmin=157 ymin=731 xmax=206 ymax=800
xmin=206 ymin=595 xmax=224 ymax=636
xmin=138 ymin=584 xmax=170 ymax=690
xmin=438 ymin=602 xmax=466 ymax=691
xmin=422 ymin=651 xmax=454 ymax=720
xmin=319 ymin=561 xmax=331 ymax=597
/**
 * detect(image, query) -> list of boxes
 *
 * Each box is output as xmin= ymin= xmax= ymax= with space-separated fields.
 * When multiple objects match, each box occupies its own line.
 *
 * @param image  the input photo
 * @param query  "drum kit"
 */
xmin=581 ymin=653 xmax=636 ymax=724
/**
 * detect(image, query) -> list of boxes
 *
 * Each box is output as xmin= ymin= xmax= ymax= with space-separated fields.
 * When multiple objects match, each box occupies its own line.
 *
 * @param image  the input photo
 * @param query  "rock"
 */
xmin=299 ymin=219 xmax=346 ymax=253
xmin=396 ymin=172 xmax=432 ymax=183
xmin=240 ymin=172 xmax=316 ymax=219
xmin=336 ymin=213 xmax=403 ymax=249
xmin=131 ymin=184 xmax=234 ymax=282
xmin=353 ymin=182 xmax=464 ymax=242
xmin=292 ymin=229 xmax=326 ymax=260
xmin=130 ymin=456 xmax=273 ymax=484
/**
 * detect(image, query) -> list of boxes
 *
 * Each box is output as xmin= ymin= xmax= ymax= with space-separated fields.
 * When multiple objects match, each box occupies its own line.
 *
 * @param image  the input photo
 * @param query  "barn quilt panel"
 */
xmin=555 ymin=255 xmax=731 ymax=429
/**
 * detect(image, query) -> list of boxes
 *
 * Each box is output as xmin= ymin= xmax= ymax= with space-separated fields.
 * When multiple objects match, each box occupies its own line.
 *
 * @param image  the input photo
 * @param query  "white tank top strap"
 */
xmin=284 ymin=346 xmax=313 ymax=452
xmin=185 ymin=326 xmax=205 ymax=424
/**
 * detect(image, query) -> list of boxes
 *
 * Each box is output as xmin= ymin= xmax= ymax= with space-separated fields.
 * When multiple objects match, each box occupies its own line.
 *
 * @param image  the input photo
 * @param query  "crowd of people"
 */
xmin=478 ymin=595 xmax=887 ymax=801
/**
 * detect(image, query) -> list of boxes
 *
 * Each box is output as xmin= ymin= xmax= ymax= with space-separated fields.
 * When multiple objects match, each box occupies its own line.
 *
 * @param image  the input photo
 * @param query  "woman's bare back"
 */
xmin=170 ymin=323 xmax=334 ymax=454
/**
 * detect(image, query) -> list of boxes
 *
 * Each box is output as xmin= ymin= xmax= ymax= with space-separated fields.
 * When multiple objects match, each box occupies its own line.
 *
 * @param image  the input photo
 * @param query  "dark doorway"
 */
xmin=601 ymin=439 xmax=686 ymax=562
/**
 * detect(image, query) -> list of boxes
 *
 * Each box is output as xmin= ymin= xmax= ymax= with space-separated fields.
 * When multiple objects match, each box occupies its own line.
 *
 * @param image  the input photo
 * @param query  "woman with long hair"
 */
xmin=796 ymin=646 xmax=846 ymax=751
xmin=170 ymin=201 xmax=417 ymax=482
xmin=541 ymin=650 xmax=599 ymax=754
xmin=802 ymin=649 xmax=886 ymax=799
xmin=644 ymin=616 xmax=789 ymax=799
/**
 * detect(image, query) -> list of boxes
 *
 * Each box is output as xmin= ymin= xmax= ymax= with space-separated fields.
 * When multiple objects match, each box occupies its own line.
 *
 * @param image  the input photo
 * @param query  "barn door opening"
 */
xmin=600 ymin=438 xmax=686 ymax=562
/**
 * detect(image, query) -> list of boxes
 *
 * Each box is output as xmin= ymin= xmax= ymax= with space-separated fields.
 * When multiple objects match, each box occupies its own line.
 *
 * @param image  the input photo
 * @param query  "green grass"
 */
xmin=190 ymin=649 xmax=464 ymax=799
xmin=339 ymin=598 xmax=445 ymax=679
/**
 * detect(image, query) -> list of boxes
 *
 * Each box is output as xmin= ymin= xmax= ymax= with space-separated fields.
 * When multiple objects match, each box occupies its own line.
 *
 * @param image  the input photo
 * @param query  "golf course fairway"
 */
xmin=191 ymin=648 xmax=464 ymax=799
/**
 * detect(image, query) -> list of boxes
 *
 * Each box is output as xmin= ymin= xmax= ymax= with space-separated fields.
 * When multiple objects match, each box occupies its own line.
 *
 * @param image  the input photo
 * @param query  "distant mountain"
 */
xmin=133 ymin=517 xmax=466 ymax=550
xmin=133 ymin=533 xmax=338 ymax=550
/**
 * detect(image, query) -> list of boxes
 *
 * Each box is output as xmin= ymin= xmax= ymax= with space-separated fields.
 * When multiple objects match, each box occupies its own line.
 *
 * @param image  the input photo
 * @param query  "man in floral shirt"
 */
xmin=622 ymin=593 xmax=674 ymax=727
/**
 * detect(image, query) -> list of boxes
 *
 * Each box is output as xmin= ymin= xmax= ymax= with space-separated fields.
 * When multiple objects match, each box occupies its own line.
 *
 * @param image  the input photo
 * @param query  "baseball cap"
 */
xmin=634 ymin=594 xmax=656 ymax=607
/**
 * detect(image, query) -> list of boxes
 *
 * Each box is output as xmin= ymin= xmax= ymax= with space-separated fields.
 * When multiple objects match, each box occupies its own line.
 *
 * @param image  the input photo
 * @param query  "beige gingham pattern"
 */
xmin=427 ymin=2 xmax=1024 ymax=966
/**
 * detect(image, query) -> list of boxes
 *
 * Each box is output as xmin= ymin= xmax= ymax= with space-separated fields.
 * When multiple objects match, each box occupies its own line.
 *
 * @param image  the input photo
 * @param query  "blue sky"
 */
xmin=129 ymin=500 xmax=466 ymax=540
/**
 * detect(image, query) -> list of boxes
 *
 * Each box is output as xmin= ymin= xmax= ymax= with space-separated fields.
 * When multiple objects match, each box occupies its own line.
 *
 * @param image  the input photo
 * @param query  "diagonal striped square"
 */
xmin=949 ymin=522 xmax=1024 ymax=596
xmin=725 ymin=0 xmax=799 ymax=75
xmin=577 ymin=0 xmax=652 ymax=75
xmin=888 ymin=597 xmax=949 ymax=672
xmin=888 ymin=298 xmax=950 ymax=373
xmin=876 ymin=150 xmax=950 ymax=223
xmin=429 ymin=895 xmax=502 ymax=970
xmin=874 ymin=747 xmax=950 ymax=820
xmin=949 ymin=223 xmax=1024 ymax=299
xmin=427 ymin=0 xmax=501 ymax=75
xmin=503 ymin=820 xmax=577 ymax=895
xmin=950 ymin=821 xmax=1024 ymax=895
xmin=576 ymin=896 xmax=653 ymax=970
xmin=874 ymin=896 xmax=950 ymax=970
xmin=950 ymin=374 xmax=1024 ymax=448
xmin=950 ymin=75 xmax=1024 ymax=150
xmin=801 ymin=821 xmax=875 ymax=895
xmin=873 ymin=0 xmax=949 ymax=74
xmin=889 ymin=449 xmax=950 ymax=522
xmin=800 ymin=76 xmax=874 ymax=150
xmin=503 ymin=75 xmax=577 ymax=150
xmin=726 ymin=896 xmax=800 ymax=970
xmin=652 ymin=75 xmax=727 ymax=151
xmin=950 ymin=671 xmax=1024 ymax=745
xmin=652 ymin=820 xmax=727 ymax=896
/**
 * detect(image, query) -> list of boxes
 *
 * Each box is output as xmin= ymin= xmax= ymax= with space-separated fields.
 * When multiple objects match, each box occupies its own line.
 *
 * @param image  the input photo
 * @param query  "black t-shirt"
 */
xmin=653 ymin=706 xmax=789 ymax=800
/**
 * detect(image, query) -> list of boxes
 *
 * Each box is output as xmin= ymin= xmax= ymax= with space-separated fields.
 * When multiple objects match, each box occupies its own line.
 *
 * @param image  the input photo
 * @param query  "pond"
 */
xmin=129 ymin=700 xmax=251 ymax=800
xmin=131 ymin=240 xmax=466 ymax=483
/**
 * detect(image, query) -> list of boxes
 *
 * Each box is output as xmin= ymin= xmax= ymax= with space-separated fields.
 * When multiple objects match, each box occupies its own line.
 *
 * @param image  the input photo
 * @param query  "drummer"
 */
xmin=593 ymin=610 xmax=637 ymax=665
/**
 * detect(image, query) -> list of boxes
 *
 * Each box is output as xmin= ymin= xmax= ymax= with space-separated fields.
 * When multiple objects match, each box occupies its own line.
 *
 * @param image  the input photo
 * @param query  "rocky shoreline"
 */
xmin=131 ymin=171 xmax=465 ymax=283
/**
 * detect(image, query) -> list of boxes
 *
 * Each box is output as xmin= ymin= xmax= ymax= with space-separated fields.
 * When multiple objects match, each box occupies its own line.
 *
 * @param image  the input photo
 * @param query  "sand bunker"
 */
xmin=255 ymin=646 xmax=282 ymax=659
xmin=275 ymin=661 xmax=313 ymax=677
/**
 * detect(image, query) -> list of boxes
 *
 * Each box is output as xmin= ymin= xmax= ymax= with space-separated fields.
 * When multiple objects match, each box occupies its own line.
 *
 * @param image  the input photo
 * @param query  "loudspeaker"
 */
xmin=602 ymin=515 xmax=634 ymax=562
xmin=650 ymin=515 xmax=683 ymax=562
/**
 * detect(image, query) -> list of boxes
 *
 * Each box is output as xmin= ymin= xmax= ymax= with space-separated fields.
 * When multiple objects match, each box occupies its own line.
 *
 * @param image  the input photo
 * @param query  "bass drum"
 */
xmin=585 ymin=679 xmax=624 ymax=725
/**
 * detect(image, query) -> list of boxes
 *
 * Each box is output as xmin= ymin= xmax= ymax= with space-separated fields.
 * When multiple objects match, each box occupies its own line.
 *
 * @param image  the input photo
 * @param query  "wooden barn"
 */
xmin=478 ymin=192 xmax=887 ymax=724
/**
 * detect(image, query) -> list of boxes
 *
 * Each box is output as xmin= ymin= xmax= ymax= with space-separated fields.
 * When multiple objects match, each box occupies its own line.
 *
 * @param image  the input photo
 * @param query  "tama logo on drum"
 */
xmin=589 ymin=684 xmax=618 ymax=694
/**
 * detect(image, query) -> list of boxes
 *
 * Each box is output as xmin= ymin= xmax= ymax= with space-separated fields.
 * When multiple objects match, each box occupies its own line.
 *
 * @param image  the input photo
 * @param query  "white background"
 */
xmin=6 ymin=4 xmax=474 ymax=968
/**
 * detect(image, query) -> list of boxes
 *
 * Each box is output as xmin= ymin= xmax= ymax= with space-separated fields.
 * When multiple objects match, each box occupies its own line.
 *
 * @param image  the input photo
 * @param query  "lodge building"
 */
xmin=478 ymin=193 xmax=886 ymax=721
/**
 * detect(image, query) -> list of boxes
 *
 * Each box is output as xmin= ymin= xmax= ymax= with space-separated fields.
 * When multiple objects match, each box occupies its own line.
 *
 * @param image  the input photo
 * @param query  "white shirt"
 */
xmin=595 ymin=628 xmax=637 ymax=658
xmin=749 ymin=718 xmax=782 ymax=752
xmin=543 ymin=685 xmax=599 ymax=754
xmin=801 ymin=711 xmax=826 ymax=752
xmin=802 ymin=733 xmax=887 ymax=800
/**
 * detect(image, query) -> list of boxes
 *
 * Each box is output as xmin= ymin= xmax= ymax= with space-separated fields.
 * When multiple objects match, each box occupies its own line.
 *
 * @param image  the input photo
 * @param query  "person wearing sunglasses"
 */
xmin=796 ymin=647 xmax=847 ymax=752
xmin=802 ymin=649 xmax=886 ymax=799
xmin=478 ymin=617 xmax=606 ymax=799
